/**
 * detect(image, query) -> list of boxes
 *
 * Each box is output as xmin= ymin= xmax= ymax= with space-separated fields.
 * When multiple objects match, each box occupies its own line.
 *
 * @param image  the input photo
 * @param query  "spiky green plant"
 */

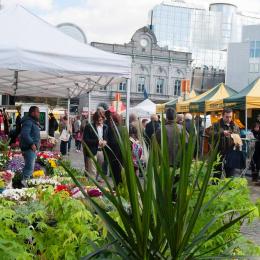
xmin=62 ymin=120 xmax=253 ymax=259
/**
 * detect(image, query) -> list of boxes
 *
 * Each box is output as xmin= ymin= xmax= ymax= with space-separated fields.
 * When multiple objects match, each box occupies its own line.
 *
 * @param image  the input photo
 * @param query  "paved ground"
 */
xmin=66 ymin=146 xmax=260 ymax=246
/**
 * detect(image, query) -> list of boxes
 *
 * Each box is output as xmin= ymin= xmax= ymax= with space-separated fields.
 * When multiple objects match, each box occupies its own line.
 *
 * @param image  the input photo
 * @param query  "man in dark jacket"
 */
xmin=48 ymin=113 xmax=58 ymax=137
xmin=145 ymin=114 xmax=160 ymax=146
xmin=211 ymin=108 xmax=240 ymax=177
xmin=82 ymin=111 xmax=108 ymax=181
xmin=20 ymin=106 xmax=40 ymax=184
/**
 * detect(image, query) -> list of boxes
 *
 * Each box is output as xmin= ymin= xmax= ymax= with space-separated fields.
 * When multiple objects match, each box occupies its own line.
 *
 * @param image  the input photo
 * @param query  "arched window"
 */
xmin=118 ymin=81 xmax=126 ymax=91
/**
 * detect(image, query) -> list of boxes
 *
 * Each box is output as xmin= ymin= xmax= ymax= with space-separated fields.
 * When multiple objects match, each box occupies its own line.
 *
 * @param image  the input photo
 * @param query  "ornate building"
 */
xmin=79 ymin=26 xmax=192 ymax=111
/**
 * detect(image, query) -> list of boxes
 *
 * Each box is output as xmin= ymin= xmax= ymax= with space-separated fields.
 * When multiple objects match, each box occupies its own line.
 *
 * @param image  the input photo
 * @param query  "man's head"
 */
xmin=185 ymin=113 xmax=192 ymax=121
xmin=222 ymin=108 xmax=233 ymax=125
xmin=76 ymin=115 xmax=80 ymax=120
xmin=49 ymin=113 xmax=54 ymax=118
xmin=151 ymin=114 xmax=158 ymax=122
xmin=142 ymin=118 xmax=148 ymax=128
xmin=29 ymin=106 xmax=40 ymax=121
xmin=129 ymin=113 xmax=137 ymax=124
xmin=166 ymin=108 xmax=175 ymax=121
xmin=176 ymin=114 xmax=184 ymax=124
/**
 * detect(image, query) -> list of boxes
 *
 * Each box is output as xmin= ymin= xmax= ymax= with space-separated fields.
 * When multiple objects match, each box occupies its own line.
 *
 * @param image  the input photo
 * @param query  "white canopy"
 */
xmin=0 ymin=5 xmax=131 ymax=98
xmin=122 ymin=99 xmax=156 ymax=117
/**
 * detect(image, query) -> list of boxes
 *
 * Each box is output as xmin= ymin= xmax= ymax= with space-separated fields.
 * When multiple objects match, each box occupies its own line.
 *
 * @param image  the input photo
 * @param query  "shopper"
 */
xmin=83 ymin=111 xmax=107 ymax=182
xmin=48 ymin=113 xmax=58 ymax=137
xmin=3 ymin=108 xmax=10 ymax=135
xmin=74 ymin=115 xmax=82 ymax=152
xmin=184 ymin=113 xmax=193 ymax=134
xmin=105 ymin=112 xmax=123 ymax=186
xmin=251 ymin=123 xmax=260 ymax=182
xmin=0 ymin=109 xmax=3 ymax=133
xmin=211 ymin=108 xmax=240 ymax=178
xmin=156 ymin=108 xmax=188 ymax=167
xmin=59 ymin=116 xmax=72 ymax=156
xmin=20 ymin=106 xmax=40 ymax=185
xmin=145 ymin=114 xmax=160 ymax=145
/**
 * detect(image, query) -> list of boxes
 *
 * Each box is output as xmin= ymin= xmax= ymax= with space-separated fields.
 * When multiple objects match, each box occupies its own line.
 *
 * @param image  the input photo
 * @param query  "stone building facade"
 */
xmin=79 ymin=26 xmax=192 ymax=111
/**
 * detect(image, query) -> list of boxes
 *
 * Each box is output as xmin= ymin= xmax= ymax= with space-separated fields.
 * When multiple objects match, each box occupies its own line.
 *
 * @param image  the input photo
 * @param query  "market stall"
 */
xmin=121 ymin=99 xmax=156 ymax=118
xmin=0 ymin=5 xmax=131 ymax=125
xmin=156 ymin=89 xmax=197 ymax=113
xmin=189 ymin=83 xmax=237 ymax=113
xmin=224 ymin=77 xmax=260 ymax=130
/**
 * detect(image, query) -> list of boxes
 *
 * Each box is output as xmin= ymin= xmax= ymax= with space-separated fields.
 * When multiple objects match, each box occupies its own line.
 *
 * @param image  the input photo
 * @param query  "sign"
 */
xmin=181 ymin=79 xmax=191 ymax=93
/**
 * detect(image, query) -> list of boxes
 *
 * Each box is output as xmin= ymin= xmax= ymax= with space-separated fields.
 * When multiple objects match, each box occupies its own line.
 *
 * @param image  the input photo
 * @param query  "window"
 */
xmin=249 ymin=63 xmax=259 ymax=73
xmin=118 ymin=82 xmax=126 ymax=91
xmin=174 ymin=79 xmax=181 ymax=96
xmin=250 ymin=41 xmax=260 ymax=58
xmin=137 ymin=77 xmax=146 ymax=92
xmin=156 ymin=78 xmax=164 ymax=94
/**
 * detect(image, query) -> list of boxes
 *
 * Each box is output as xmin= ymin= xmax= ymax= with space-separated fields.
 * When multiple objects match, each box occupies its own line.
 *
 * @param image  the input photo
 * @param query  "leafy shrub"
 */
xmin=65 ymin=122 xmax=260 ymax=259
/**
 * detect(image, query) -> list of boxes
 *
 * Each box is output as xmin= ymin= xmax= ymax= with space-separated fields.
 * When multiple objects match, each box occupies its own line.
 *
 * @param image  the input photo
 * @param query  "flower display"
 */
xmin=0 ymin=188 xmax=37 ymax=201
xmin=32 ymin=170 xmax=45 ymax=178
xmin=0 ymin=170 xmax=14 ymax=189
xmin=86 ymin=186 xmax=103 ymax=197
xmin=37 ymin=151 xmax=61 ymax=160
xmin=26 ymin=178 xmax=59 ymax=187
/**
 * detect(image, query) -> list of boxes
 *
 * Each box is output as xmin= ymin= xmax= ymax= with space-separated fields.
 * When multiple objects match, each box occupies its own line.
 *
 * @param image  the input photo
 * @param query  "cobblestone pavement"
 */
xmin=67 ymin=147 xmax=260 ymax=246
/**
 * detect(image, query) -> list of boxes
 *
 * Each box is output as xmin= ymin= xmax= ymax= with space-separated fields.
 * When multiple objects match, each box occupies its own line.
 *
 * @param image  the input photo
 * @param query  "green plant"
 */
xmin=64 ymin=122 xmax=257 ymax=259
xmin=0 ymin=188 xmax=107 ymax=260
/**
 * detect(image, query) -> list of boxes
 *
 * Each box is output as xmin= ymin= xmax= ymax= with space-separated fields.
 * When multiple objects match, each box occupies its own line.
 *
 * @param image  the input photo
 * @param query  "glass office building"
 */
xmin=149 ymin=0 xmax=260 ymax=69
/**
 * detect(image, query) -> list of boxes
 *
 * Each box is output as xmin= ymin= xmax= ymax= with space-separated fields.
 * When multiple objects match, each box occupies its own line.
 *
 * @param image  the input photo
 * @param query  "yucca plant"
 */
xmin=62 ymin=120 xmax=252 ymax=259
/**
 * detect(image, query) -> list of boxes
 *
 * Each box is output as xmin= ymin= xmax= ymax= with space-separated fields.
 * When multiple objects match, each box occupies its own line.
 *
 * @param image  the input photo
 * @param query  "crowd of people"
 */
xmin=15 ymin=105 xmax=260 ymax=188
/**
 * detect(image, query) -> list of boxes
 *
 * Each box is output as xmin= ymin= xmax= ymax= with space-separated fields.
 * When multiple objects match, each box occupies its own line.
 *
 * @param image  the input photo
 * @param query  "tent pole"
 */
xmin=126 ymin=78 xmax=131 ymax=131
xmin=201 ymin=112 xmax=206 ymax=158
xmin=245 ymin=104 xmax=248 ymax=132
xmin=88 ymin=91 xmax=91 ymax=122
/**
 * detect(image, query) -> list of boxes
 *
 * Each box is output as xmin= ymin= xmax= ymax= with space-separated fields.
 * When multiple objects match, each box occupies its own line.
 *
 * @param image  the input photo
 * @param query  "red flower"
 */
xmin=87 ymin=189 xmax=102 ymax=197
xmin=55 ymin=184 xmax=72 ymax=196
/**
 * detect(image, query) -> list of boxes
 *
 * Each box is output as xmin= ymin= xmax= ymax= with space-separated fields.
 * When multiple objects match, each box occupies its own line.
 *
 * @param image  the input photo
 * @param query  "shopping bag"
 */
xmin=59 ymin=129 xmax=70 ymax=142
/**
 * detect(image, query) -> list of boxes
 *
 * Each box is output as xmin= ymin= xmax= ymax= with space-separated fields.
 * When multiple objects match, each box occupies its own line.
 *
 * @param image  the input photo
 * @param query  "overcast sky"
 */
xmin=3 ymin=0 xmax=260 ymax=44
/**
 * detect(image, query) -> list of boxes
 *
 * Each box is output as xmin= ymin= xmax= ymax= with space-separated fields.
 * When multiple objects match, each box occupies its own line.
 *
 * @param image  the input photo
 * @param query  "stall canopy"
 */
xmin=176 ymin=88 xmax=213 ymax=113
xmin=156 ymin=89 xmax=197 ymax=113
xmin=224 ymin=77 xmax=260 ymax=110
xmin=189 ymin=83 xmax=237 ymax=113
xmin=0 ymin=5 xmax=131 ymax=98
xmin=122 ymin=99 xmax=156 ymax=117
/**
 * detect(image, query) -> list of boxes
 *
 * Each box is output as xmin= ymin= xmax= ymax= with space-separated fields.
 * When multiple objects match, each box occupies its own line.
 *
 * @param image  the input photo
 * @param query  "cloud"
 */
xmin=43 ymin=0 xmax=159 ymax=44
xmin=4 ymin=0 xmax=260 ymax=44
xmin=2 ymin=0 xmax=53 ymax=10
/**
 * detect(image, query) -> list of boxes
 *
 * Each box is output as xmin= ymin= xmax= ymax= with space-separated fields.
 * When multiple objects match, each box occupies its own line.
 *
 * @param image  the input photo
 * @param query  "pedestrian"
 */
xmin=74 ymin=115 xmax=82 ymax=152
xmin=0 ymin=109 xmax=3 ymax=133
xmin=211 ymin=108 xmax=240 ymax=178
xmin=59 ymin=116 xmax=72 ymax=156
xmin=3 ymin=108 xmax=10 ymax=135
xmin=48 ymin=113 xmax=58 ymax=137
xmin=156 ymin=108 xmax=188 ymax=167
xmin=130 ymin=125 xmax=144 ymax=176
xmin=251 ymin=123 xmax=260 ymax=182
xmin=20 ymin=106 xmax=40 ymax=186
xmin=83 ymin=111 xmax=107 ymax=182
xmin=184 ymin=113 xmax=193 ymax=134
xmin=145 ymin=114 xmax=160 ymax=145
xmin=105 ymin=112 xmax=123 ymax=186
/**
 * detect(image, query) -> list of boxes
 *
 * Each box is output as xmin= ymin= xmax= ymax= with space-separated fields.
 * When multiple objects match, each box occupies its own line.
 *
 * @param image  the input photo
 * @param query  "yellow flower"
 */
xmin=48 ymin=159 xmax=57 ymax=168
xmin=33 ymin=170 xmax=45 ymax=178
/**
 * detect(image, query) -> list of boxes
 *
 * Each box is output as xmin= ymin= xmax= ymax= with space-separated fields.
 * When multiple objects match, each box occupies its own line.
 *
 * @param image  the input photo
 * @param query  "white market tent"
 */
xmin=0 ymin=5 xmax=131 ymax=122
xmin=122 ymin=99 xmax=156 ymax=118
